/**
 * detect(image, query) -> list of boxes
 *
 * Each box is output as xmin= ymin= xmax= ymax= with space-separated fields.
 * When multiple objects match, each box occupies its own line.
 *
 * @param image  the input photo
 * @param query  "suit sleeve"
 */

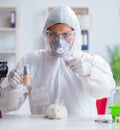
xmin=0 ymin=84 xmax=29 ymax=113
xmin=80 ymin=55 xmax=115 ymax=99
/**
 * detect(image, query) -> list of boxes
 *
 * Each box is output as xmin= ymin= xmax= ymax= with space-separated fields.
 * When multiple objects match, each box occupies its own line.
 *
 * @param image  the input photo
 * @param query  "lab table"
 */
xmin=0 ymin=114 xmax=115 ymax=130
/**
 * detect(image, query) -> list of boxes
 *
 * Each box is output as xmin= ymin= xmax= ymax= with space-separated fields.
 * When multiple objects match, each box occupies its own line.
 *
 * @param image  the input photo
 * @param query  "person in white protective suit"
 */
xmin=0 ymin=6 xmax=115 ymax=117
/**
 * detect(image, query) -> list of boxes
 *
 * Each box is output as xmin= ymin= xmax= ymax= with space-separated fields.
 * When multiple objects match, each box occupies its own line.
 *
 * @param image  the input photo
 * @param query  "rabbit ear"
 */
xmin=60 ymin=99 xmax=64 ymax=105
xmin=54 ymin=99 xmax=59 ymax=104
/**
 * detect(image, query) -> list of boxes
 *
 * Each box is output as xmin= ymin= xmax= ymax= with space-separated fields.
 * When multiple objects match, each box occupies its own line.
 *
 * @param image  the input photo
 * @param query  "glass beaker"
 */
xmin=114 ymin=87 xmax=120 ymax=105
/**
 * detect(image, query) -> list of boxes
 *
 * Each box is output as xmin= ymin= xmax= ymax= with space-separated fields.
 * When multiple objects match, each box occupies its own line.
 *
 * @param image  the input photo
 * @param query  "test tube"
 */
xmin=23 ymin=65 xmax=31 ymax=86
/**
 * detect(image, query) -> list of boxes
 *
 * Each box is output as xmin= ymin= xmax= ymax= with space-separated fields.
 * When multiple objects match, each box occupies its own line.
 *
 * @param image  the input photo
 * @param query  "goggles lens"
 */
xmin=45 ymin=30 xmax=75 ymax=42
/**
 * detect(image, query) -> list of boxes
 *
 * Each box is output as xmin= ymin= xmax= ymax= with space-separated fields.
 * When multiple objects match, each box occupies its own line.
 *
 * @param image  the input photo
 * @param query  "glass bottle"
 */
xmin=115 ymin=114 xmax=120 ymax=129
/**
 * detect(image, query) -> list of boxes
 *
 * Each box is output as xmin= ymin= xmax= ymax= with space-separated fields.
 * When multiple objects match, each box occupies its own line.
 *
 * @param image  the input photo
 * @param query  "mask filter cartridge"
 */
xmin=50 ymin=37 xmax=70 ymax=57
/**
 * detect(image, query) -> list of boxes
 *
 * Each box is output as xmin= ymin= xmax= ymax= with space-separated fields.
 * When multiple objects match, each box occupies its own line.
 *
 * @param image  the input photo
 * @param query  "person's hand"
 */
xmin=64 ymin=56 xmax=92 ymax=77
xmin=8 ymin=69 xmax=23 ymax=89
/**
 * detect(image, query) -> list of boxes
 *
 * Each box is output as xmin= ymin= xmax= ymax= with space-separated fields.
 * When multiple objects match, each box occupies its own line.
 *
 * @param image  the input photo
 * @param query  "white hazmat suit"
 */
xmin=0 ymin=6 xmax=115 ymax=117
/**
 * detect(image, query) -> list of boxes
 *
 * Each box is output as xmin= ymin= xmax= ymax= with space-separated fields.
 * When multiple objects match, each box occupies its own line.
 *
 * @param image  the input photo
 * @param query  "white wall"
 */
xmin=0 ymin=0 xmax=120 ymax=60
xmin=0 ymin=0 xmax=120 ymax=114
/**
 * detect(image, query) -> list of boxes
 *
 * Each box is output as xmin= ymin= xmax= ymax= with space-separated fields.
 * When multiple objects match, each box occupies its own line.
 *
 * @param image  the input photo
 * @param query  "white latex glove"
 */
xmin=8 ymin=69 xmax=23 ymax=89
xmin=65 ymin=57 xmax=92 ymax=77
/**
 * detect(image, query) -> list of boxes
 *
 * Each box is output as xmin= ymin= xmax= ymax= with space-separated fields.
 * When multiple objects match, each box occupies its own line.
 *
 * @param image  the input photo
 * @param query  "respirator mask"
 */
xmin=46 ymin=30 xmax=75 ymax=57
xmin=50 ymin=37 xmax=71 ymax=57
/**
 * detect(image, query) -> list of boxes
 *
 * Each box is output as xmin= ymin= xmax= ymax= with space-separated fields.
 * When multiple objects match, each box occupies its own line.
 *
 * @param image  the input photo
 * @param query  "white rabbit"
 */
xmin=44 ymin=100 xmax=68 ymax=120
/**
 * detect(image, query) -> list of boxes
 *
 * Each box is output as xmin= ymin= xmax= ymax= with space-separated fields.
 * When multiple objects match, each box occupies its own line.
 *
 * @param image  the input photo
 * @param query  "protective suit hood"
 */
xmin=43 ymin=6 xmax=82 ymax=51
xmin=44 ymin=6 xmax=80 ymax=31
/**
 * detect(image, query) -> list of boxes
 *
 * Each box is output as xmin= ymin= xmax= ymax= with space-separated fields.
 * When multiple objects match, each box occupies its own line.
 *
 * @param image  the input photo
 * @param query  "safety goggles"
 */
xmin=45 ymin=30 xmax=75 ymax=42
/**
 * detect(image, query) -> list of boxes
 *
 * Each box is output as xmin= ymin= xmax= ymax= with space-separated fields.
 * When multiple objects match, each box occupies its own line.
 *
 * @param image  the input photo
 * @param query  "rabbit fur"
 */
xmin=44 ymin=101 xmax=68 ymax=120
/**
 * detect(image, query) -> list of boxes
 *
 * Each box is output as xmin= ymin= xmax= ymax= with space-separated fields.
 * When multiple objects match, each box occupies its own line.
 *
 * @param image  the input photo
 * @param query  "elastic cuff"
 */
xmin=8 ymin=84 xmax=17 ymax=90
xmin=86 ymin=63 xmax=92 ymax=77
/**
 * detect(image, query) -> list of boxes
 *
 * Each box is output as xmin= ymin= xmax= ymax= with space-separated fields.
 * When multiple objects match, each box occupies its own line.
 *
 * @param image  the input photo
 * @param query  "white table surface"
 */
xmin=0 ymin=114 xmax=114 ymax=130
